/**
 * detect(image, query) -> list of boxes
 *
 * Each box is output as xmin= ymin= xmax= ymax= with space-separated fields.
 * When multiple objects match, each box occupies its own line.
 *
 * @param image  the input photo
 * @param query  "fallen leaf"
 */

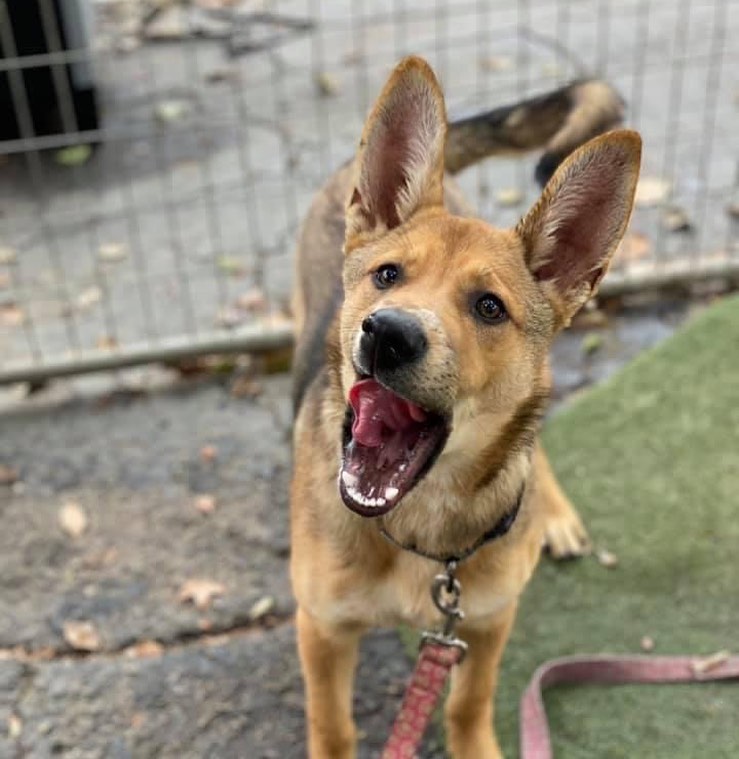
xmin=249 ymin=595 xmax=275 ymax=621
xmin=0 ymin=246 xmax=17 ymax=265
xmin=7 ymin=713 xmax=22 ymax=739
xmin=126 ymin=640 xmax=163 ymax=659
xmin=615 ymin=232 xmax=652 ymax=263
xmin=200 ymin=445 xmax=218 ymax=463
xmin=62 ymin=620 xmax=102 ymax=652
xmin=178 ymin=579 xmax=226 ymax=611
xmin=235 ymin=288 xmax=267 ymax=312
xmin=596 ymin=548 xmax=619 ymax=568
xmin=315 ymin=72 xmax=340 ymax=97
xmin=635 ymin=177 xmax=671 ymax=207
xmin=479 ymin=55 xmax=513 ymax=72
xmin=98 ymin=242 xmax=128 ymax=262
xmin=661 ymin=206 xmax=693 ymax=233
xmin=215 ymin=307 xmax=245 ymax=329
xmin=230 ymin=375 xmax=262 ymax=399
xmin=495 ymin=188 xmax=523 ymax=207
xmin=0 ymin=303 xmax=24 ymax=326
xmin=216 ymin=255 xmax=246 ymax=276
xmin=130 ymin=712 xmax=147 ymax=729
xmin=55 ymin=144 xmax=92 ymax=167
xmin=692 ymin=650 xmax=731 ymax=675
xmin=59 ymin=501 xmax=88 ymax=538
xmin=640 ymin=635 xmax=655 ymax=652
xmin=76 ymin=286 xmax=102 ymax=312
xmin=0 ymin=465 xmax=19 ymax=486
xmin=154 ymin=99 xmax=190 ymax=124
xmin=96 ymin=335 xmax=118 ymax=350
xmin=581 ymin=332 xmax=604 ymax=356
xmin=195 ymin=494 xmax=216 ymax=514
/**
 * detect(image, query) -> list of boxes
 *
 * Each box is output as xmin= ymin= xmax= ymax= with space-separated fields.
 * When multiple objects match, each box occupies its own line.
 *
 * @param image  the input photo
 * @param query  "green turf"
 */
xmin=492 ymin=295 xmax=739 ymax=758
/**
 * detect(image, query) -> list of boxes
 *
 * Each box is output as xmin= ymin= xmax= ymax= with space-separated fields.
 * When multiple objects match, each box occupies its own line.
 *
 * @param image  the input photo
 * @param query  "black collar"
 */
xmin=378 ymin=482 xmax=526 ymax=565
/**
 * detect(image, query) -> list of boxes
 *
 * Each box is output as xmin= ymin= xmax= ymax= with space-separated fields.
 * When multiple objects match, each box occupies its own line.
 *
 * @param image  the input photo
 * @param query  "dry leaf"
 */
xmin=62 ymin=620 xmax=102 ymax=652
xmin=195 ymin=494 xmax=216 ymax=514
xmin=0 ymin=246 xmax=17 ymax=265
xmin=76 ymin=286 xmax=102 ymax=312
xmin=178 ymin=579 xmax=226 ymax=611
xmin=479 ymin=55 xmax=513 ymax=72
xmin=661 ymin=206 xmax=693 ymax=233
xmin=154 ymin=99 xmax=190 ymax=124
xmin=230 ymin=375 xmax=262 ymax=399
xmin=7 ymin=713 xmax=22 ymax=739
xmin=315 ymin=72 xmax=340 ymax=97
xmin=235 ymin=288 xmax=267 ymax=313
xmin=249 ymin=595 xmax=275 ymax=621
xmin=200 ymin=445 xmax=218 ymax=463
xmin=596 ymin=548 xmax=619 ymax=568
xmin=581 ymin=332 xmax=604 ymax=356
xmin=0 ymin=303 xmax=24 ymax=327
xmin=98 ymin=242 xmax=128 ymax=262
xmin=615 ymin=233 xmax=652 ymax=263
xmin=635 ymin=177 xmax=671 ymax=207
xmin=495 ymin=188 xmax=523 ymax=207
xmin=640 ymin=635 xmax=655 ymax=652
xmin=216 ymin=255 xmax=246 ymax=276
xmin=59 ymin=501 xmax=88 ymax=538
xmin=126 ymin=640 xmax=163 ymax=659
xmin=692 ymin=650 xmax=731 ymax=675
xmin=0 ymin=465 xmax=19 ymax=486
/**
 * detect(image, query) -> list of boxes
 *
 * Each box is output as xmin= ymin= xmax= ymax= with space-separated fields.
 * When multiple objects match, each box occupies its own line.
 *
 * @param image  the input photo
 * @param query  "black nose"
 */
xmin=360 ymin=308 xmax=428 ymax=374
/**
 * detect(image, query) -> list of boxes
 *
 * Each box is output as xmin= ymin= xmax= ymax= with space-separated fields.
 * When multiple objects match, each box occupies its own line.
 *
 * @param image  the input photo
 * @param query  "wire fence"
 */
xmin=0 ymin=0 xmax=737 ymax=385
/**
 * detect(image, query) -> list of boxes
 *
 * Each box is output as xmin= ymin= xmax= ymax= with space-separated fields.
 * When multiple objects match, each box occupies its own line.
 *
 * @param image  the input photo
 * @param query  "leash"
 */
xmin=520 ymin=652 xmax=739 ymax=759
xmin=381 ymin=560 xmax=467 ymax=759
xmin=380 ymin=493 xmax=524 ymax=758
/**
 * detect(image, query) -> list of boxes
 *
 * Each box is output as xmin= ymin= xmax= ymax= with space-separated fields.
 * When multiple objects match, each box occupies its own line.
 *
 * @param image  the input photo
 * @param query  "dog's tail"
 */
xmin=445 ymin=79 xmax=624 ymax=186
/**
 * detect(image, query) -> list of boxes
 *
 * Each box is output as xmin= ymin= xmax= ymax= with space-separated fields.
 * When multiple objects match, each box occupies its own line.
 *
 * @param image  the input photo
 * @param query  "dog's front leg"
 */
xmin=444 ymin=602 xmax=518 ymax=759
xmin=297 ymin=606 xmax=364 ymax=759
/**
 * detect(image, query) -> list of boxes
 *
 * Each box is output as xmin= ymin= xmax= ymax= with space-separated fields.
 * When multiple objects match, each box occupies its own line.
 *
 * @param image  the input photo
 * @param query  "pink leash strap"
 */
xmin=520 ymin=653 xmax=739 ymax=759
xmin=381 ymin=641 xmax=464 ymax=759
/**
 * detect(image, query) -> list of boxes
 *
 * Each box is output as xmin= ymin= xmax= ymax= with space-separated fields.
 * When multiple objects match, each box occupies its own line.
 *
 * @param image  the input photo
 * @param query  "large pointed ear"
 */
xmin=344 ymin=56 xmax=447 ymax=253
xmin=516 ymin=130 xmax=642 ymax=325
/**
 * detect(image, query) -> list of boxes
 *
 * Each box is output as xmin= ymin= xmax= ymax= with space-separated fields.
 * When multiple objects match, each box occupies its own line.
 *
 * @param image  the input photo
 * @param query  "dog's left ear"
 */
xmin=517 ymin=130 xmax=642 ymax=325
xmin=344 ymin=56 xmax=447 ymax=253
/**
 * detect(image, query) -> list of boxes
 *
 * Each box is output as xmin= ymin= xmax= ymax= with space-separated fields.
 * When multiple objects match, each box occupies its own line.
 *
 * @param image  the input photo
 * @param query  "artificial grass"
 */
xmin=492 ymin=295 xmax=739 ymax=758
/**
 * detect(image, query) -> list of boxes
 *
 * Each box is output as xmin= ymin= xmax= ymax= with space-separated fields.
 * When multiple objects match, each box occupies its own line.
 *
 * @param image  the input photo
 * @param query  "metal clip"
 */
xmin=421 ymin=560 xmax=467 ymax=660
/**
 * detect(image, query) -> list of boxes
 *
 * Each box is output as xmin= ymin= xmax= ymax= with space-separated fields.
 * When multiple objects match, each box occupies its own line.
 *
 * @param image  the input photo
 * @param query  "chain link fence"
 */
xmin=0 ymin=0 xmax=737 ymax=384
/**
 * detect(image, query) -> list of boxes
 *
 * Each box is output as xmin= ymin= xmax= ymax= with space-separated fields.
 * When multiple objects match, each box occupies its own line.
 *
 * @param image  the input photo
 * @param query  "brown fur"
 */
xmin=291 ymin=57 xmax=641 ymax=758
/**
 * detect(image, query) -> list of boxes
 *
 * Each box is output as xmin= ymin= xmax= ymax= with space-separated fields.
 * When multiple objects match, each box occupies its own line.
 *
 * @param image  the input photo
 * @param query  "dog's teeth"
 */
xmin=342 ymin=471 xmax=358 ymax=488
xmin=384 ymin=487 xmax=399 ymax=500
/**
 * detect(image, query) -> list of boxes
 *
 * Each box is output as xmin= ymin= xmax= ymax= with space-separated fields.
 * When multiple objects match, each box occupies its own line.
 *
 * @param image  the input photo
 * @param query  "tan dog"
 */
xmin=290 ymin=57 xmax=641 ymax=758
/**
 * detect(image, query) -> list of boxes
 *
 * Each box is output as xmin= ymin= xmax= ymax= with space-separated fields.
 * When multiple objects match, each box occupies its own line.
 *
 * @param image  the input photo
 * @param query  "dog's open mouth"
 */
xmin=339 ymin=378 xmax=450 ymax=517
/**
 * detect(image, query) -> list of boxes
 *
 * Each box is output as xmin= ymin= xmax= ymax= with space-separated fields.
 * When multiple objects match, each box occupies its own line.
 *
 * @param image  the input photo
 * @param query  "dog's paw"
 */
xmin=543 ymin=511 xmax=592 ymax=560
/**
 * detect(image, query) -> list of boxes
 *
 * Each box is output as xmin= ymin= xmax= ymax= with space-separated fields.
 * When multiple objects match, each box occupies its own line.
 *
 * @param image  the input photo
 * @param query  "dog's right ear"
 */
xmin=344 ymin=56 xmax=447 ymax=253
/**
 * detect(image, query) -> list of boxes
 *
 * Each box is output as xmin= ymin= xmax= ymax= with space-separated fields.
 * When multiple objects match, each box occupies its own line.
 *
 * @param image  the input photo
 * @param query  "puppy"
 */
xmin=290 ymin=56 xmax=641 ymax=758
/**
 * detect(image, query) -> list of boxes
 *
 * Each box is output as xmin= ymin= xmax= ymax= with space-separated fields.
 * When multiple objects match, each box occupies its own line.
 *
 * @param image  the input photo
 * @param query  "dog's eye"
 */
xmin=474 ymin=293 xmax=507 ymax=323
xmin=374 ymin=264 xmax=400 ymax=289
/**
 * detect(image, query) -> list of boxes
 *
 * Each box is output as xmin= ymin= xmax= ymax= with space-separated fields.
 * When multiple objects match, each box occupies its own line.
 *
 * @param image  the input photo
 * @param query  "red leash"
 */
xmin=520 ymin=652 xmax=739 ymax=759
xmin=382 ymin=562 xmax=467 ymax=759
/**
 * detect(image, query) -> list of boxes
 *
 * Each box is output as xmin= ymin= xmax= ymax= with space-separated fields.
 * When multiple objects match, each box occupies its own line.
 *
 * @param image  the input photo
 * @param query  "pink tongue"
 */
xmin=349 ymin=379 xmax=427 ymax=448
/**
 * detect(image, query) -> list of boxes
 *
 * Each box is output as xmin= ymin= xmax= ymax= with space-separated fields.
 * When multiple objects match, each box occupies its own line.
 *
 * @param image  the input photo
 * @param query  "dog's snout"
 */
xmin=360 ymin=309 xmax=427 ymax=374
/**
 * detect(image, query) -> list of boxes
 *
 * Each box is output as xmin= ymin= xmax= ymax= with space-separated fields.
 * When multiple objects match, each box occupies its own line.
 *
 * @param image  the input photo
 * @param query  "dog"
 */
xmin=290 ymin=56 xmax=641 ymax=758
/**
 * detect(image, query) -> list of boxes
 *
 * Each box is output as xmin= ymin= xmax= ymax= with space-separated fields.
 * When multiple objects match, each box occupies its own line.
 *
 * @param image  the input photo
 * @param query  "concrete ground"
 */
xmin=0 ymin=299 xmax=694 ymax=759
